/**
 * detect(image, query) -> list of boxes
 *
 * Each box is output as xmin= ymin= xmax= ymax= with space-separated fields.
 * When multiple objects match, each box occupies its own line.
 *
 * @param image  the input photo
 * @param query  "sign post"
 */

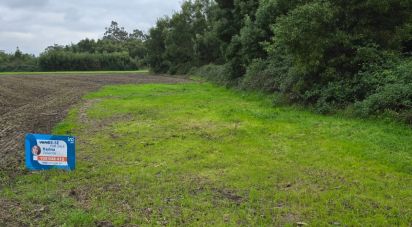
xmin=25 ymin=134 xmax=76 ymax=171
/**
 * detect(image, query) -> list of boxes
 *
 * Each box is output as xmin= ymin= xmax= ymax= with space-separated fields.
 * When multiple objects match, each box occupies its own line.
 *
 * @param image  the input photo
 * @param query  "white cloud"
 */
xmin=0 ymin=0 xmax=183 ymax=55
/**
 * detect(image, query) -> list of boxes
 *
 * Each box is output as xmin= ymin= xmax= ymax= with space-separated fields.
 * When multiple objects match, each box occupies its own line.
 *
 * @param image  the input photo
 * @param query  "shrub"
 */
xmin=192 ymin=64 xmax=232 ymax=85
xmin=354 ymin=59 xmax=412 ymax=122
xmin=241 ymin=57 xmax=290 ymax=93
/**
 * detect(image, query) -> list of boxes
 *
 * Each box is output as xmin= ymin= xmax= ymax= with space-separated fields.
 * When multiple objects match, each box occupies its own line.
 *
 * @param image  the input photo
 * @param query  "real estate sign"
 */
xmin=25 ymin=134 xmax=75 ymax=171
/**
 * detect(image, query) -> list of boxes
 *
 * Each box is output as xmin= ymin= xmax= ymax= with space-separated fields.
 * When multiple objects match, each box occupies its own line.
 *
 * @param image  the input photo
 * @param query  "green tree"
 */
xmin=145 ymin=18 xmax=169 ymax=73
xmin=103 ymin=21 xmax=129 ymax=42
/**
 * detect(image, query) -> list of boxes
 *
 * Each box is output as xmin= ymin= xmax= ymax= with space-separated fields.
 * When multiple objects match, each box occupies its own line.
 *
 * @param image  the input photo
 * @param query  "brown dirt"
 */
xmin=0 ymin=73 xmax=189 ymax=186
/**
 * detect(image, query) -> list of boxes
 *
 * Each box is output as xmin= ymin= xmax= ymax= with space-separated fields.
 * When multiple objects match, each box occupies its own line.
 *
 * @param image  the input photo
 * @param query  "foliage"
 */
xmin=355 ymin=59 xmax=412 ymax=123
xmin=0 ymin=48 xmax=39 ymax=72
xmin=145 ymin=18 xmax=169 ymax=73
xmin=146 ymin=0 xmax=412 ymax=123
xmin=145 ymin=0 xmax=220 ymax=74
xmin=39 ymin=50 xmax=137 ymax=71
xmin=103 ymin=21 xmax=129 ymax=42
xmin=191 ymin=63 xmax=231 ymax=85
xmin=43 ymin=21 xmax=148 ymax=71
xmin=0 ymin=21 xmax=147 ymax=72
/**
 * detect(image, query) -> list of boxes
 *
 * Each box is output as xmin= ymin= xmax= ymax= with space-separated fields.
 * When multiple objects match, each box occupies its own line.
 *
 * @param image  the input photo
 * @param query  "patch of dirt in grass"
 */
xmin=0 ymin=199 xmax=25 ymax=227
xmin=95 ymin=220 xmax=114 ymax=227
xmin=184 ymin=174 xmax=244 ymax=205
xmin=78 ymin=98 xmax=101 ymax=124
xmin=68 ymin=188 xmax=89 ymax=203
xmin=213 ymin=188 xmax=244 ymax=204
xmin=185 ymin=174 xmax=213 ymax=195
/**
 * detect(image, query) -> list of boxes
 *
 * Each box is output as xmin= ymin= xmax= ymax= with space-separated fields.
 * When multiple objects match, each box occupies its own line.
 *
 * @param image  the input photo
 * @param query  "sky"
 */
xmin=0 ymin=0 xmax=182 ymax=55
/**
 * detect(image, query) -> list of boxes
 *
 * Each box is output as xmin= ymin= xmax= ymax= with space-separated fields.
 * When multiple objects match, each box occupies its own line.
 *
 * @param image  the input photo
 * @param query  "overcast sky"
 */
xmin=0 ymin=0 xmax=182 ymax=55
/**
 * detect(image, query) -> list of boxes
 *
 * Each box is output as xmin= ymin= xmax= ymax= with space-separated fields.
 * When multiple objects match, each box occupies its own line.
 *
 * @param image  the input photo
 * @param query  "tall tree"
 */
xmin=103 ymin=21 xmax=129 ymax=42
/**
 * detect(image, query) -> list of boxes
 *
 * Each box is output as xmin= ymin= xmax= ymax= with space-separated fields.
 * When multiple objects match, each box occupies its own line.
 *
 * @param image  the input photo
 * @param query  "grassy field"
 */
xmin=0 ymin=70 xmax=149 ymax=75
xmin=1 ymin=83 xmax=411 ymax=226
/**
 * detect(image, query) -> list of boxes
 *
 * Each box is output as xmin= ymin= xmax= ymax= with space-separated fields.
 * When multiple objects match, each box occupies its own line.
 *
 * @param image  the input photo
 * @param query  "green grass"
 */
xmin=1 ymin=83 xmax=411 ymax=226
xmin=0 ymin=69 xmax=149 ymax=75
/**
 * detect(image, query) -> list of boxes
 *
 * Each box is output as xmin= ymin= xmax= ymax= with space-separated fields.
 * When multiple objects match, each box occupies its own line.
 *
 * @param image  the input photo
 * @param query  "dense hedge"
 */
xmin=39 ymin=51 xmax=138 ymax=71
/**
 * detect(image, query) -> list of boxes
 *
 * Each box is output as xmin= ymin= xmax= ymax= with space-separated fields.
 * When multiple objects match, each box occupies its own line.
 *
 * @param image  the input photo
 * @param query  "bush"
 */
xmin=241 ymin=57 xmax=290 ymax=93
xmin=354 ymin=59 xmax=412 ymax=122
xmin=192 ymin=64 xmax=232 ymax=85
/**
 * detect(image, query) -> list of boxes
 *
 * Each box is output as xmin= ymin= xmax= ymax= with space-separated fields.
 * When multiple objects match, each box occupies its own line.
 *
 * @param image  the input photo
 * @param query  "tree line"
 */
xmin=0 ymin=21 xmax=147 ymax=72
xmin=145 ymin=0 xmax=412 ymax=123
xmin=0 ymin=48 xmax=39 ymax=72
xmin=39 ymin=21 xmax=147 ymax=71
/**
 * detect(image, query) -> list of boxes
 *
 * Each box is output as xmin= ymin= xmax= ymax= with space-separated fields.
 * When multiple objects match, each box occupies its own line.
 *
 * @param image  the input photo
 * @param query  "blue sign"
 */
xmin=25 ymin=134 xmax=75 ymax=171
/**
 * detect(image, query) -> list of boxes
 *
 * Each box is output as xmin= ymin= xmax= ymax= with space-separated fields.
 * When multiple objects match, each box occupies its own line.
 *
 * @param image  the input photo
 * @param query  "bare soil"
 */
xmin=0 ymin=73 xmax=189 ymax=185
